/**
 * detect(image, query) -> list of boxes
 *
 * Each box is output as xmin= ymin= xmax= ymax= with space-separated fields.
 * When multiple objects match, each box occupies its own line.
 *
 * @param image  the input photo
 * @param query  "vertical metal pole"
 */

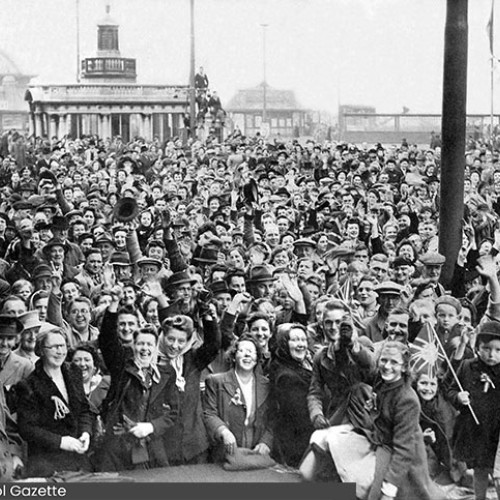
xmin=491 ymin=54 xmax=495 ymax=155
xmin=189 ymin=0 xmax=196 ymax=139
xmin=261 ymin=24 xmax=268 ymax=124
xmin=490 ymin=0 xmax=495 ymax=155
xmin=439 ymin=0 xmax=468 ymax=288
xmin=76 ymin=0 xmax=81 ymax=83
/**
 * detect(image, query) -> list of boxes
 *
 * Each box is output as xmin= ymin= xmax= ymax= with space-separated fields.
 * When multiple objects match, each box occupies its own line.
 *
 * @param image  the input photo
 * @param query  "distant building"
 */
xmin=25 ymin=5 xmax=189 ymax=141
xmin=0 ymin=51 xmax=33 ymax=132
xmin=226 ymin=82 xmax=308 ymax=138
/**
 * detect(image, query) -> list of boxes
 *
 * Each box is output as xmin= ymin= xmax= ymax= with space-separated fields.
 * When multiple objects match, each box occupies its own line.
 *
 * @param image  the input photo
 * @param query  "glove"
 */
xmin=129 ymin=422 xmax=154 ymax=439
xmin=60 ymin=436 xmax=85 ymax=453
xmin=313 ymin=415 xmax=330 ymax=430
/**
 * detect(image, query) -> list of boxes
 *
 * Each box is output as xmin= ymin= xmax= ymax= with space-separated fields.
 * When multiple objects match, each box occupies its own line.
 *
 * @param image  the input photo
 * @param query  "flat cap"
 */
xmin=419 ymin=252 xmax=445 ymax=266
xmin=374 ymin=281 xmax=403 ymax=295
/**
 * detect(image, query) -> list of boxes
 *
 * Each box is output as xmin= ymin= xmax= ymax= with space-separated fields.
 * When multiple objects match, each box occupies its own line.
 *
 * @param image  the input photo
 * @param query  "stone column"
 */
xmin=166 ymin=113 xmax=172 ymax=139
xmin=143 ymin=113 xmax=152 ymax=140
xmin=34 ymin=113 xmax=42 ymax=138
xmin=58 ymin=114 xmax=66 ymax=138
xmin=102 ymin=114 xmax=110 ymax=140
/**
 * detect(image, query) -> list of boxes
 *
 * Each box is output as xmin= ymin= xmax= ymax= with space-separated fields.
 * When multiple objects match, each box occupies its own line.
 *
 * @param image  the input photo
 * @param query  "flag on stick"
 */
xmin=487 ymin=0 xmax=495 ymax=56
xmin=409 ymin=322 xmax=444 ymax=378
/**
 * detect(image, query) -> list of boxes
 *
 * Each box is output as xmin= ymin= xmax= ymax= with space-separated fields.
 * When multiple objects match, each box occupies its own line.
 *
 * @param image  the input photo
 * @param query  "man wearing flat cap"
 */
xmin=419 ymin=252 xmax=447 ymax=298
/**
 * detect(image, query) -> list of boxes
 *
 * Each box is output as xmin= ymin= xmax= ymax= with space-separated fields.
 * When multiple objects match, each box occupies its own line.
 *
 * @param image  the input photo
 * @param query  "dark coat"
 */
xmin=308 ymin=344 xmax=375 ymax=422
xmin=16 ymin=361 xmax=92 ymax=477
xmin=444 ymin=357 xmax=500 ymax=468
xmin=0 ymin=385 xmax=24 ymax=480
xmin=97 ymin=310 xmax=176 ymax=471
xmin=418 ymin=391 xmax=457 ymax=474
xmin=367 ymin=377 xmax=444 ymax=500
xmin=269 ymin=357 xmax=313 ymax=467
xmin=158 ymin=309 xmax=221 ymax=464
xmin=203 ymin=369 xmax=273 ymax=461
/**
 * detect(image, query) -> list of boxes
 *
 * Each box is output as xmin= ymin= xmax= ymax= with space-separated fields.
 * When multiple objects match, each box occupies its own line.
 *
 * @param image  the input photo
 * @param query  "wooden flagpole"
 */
xmin=429 ymin=324 xmax=480 ymax=425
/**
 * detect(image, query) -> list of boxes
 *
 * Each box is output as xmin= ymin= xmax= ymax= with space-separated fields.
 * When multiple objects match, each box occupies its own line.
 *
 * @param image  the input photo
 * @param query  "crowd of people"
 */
xmin=0 ymin=127 xmax=498 ymax=498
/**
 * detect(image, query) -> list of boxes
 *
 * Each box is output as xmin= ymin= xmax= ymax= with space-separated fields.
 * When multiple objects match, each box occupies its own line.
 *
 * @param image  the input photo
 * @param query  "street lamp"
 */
xmin=260 ymin=23 xmax=268 ymax=125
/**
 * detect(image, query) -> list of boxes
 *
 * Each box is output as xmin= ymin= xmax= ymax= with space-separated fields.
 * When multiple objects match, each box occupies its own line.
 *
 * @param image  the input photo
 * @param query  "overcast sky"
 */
xmin=0 ymin=0 xmax=498 ymax=115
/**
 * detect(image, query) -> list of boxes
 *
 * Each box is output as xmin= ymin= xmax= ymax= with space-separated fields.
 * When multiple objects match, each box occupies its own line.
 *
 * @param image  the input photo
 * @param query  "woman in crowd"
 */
xmin=97 ymin=286 xmax=175 ymax=471
xmin=141 ymin=297 xmax=161 ymax=331
xmin=245 ymin=312 xmax=274 ymax=375
xmin=16 ymin=329 xmax=92 ymax=476
xmin=203 ymin=334 xmax=273 ymax=462
xmin=69 ymin=343 xmax=110 ymax=444
xmin=158 ymin=309 xmax=221 ymax=465
xmin=269 ymin=323 xmax=314 ymax=467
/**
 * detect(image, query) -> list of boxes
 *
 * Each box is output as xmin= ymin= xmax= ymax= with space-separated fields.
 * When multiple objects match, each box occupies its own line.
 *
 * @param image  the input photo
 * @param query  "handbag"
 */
xmin=223 ymin=447 xmax=276 ymax=471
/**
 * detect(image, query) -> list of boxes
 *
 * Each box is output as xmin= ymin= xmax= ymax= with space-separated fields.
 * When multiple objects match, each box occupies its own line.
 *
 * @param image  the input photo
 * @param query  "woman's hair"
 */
xmin=246 ymin=311 xmax=271 ymax=330
xmin=377 ymin=340 xmax=412 ymax=381
xmin=133 ymin=323 xmax=159 ymax=342
xmin=270 ymin=245 xmax=293 ymax=264
xmin=34 ymin=329 xmax=68 ymax=358
xmin=68 ymin=342 xmax=102 ymax=372
xmin=227 ymin=334 xmax=263 ymax=368
xmin=141 ymin=297 xmax=159 ymax=316
xmin=11 ymin=279 xmax=33 ymax=299
xmin=161 ymin=315 xmax=194 ymax=340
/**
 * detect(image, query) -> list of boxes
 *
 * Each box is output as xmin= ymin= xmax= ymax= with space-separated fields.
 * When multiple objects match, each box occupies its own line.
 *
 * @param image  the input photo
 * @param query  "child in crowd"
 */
xmin=445 ymin=321 xmax=500 ymax=500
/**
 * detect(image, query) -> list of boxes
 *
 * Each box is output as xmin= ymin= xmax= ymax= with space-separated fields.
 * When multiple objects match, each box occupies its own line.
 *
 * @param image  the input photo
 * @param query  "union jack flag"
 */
xmin=410 ymin=322 xmax=445 ymax=377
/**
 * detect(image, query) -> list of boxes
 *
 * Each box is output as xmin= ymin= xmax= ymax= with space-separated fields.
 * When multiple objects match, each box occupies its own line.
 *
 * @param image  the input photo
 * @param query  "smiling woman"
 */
xmin=203 ymin=335 xmax=274 ymax=464
xmin=16 ymin=329 xmax=93 ymax=477
xmin=96 ymin=286 xmax=177 ymax=472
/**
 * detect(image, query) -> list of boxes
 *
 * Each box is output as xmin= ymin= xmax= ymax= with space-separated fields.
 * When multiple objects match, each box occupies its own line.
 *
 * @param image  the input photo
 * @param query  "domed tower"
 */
xmin=80 ymin=4 xmax=137 ymax=82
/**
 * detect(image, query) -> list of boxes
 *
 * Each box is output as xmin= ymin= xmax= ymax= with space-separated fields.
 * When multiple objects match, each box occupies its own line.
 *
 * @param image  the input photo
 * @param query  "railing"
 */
xmin=339 ymin=112 xmax=500 ymax=144
xmin=81 ymin=57 xmax=137 ymax=79
xmin=29 ymin=84 xmax=190 ymax=102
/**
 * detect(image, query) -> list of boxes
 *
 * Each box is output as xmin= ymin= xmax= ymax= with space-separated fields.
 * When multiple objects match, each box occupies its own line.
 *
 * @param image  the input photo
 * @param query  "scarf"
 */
xmin=158 ymin=328 xmax=202 ymax=392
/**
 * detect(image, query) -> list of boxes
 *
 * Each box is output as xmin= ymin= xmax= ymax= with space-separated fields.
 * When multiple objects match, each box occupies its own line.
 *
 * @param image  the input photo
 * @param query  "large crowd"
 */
xmin=0 ymin=127 xmax=498 ymax=499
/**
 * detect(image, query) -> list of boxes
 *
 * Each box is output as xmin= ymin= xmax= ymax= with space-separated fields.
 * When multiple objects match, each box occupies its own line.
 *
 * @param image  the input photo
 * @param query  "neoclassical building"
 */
xmin=25 ymin=6 xmax=189 ymax=141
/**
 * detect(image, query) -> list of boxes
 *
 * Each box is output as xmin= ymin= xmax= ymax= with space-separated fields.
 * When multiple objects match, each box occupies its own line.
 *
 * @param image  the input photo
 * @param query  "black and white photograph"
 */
xmin=0 ymin=0 xmax=497 ymax=499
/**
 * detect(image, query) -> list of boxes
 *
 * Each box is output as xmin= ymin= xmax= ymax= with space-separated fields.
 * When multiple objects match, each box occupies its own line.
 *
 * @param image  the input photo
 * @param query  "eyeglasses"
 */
xmin=43 ymin=344 xmax=67 ymax=351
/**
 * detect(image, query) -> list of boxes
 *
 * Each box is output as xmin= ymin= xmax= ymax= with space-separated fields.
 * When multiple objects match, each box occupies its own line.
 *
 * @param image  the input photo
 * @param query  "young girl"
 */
xmin=301 ymin=341 xmax=443 ymax=500
xmin=445 ymin=320 xmax=500 ymax=500
xmin=414 ymin=370 xmax=461 ymax=482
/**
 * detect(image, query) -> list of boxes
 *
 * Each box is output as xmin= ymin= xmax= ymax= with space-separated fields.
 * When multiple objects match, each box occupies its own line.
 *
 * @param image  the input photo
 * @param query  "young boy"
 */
xmin=446 ymin=321 xmax=500 ymax=500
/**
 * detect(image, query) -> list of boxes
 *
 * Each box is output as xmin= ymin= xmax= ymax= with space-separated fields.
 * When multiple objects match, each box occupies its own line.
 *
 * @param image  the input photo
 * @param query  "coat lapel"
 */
xmin=254 ymin=373 xmax=269 ymax=408
xmin=222 ymin=370 xmax=240 ymax=399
